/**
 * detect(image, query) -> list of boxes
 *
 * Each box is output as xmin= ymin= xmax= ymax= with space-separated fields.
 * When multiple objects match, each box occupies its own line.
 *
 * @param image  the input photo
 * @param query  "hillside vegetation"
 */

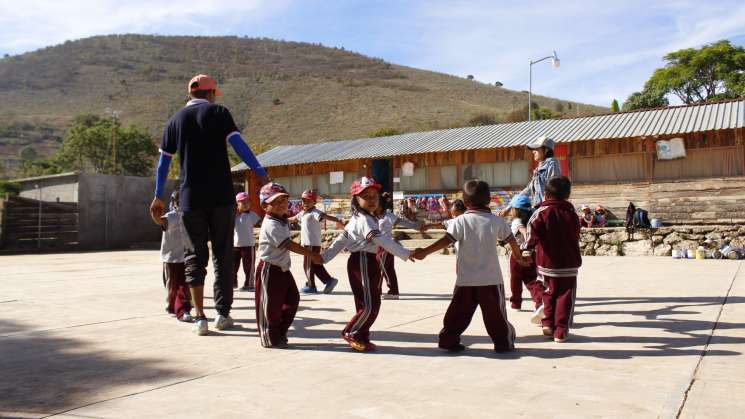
xmin=0 ymin=35 xmax=605 ymax=176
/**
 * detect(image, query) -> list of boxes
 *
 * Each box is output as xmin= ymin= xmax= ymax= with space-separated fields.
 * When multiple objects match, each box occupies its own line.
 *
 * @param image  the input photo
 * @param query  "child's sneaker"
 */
xmin=439 ymin=343 xmax=466 ymax=352
xmin=554 ymin=332 xmax=569 ymax=343
xmin=542 ymin=326 xmax=554 ymax=337
xmin=192 ymin=317 xmax=208 ymax=336
xmin=323 ymin=278 xmax=339 ymax=294
xmin=301 ymin=285 xmax=318 ymax=294
xmin=531 ymin=305 xmax=545 ymax=324
xmin=364 ymin=341 xmax=377 ymax=351
xmin=382 ymin=293 xmax=399 ymax=300
xmin=342 ymin=333 xmax=367 ymax=352
xmin=511 ymin=302 xmax=521 ymax=311
xmin=214 ymin=315 xmax=234 ymax=330
xmin=179 ymin=312 xmax=193 ymax=322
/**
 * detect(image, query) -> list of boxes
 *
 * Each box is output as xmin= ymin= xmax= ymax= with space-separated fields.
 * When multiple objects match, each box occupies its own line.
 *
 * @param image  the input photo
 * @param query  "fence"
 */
xmin=0 ymin=196 xmax=80 ymax=251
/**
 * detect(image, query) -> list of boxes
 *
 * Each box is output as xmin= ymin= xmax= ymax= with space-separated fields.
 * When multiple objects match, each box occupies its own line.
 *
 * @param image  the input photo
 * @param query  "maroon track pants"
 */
xmin=541 ymin=276 xmax=577 ymax=339
xmin=233 ymin=246 xmax=256 ymax=288
xmin=377 ymin=250 xmax=399 ymax=295
xmin=439 ymin=284 xmax=516 ymax=352
xmin=303 ymin=245 xmax=334 ymax=288
xmin=509 ymin=256 xmax=545 ymax=309
xmin=343 ymin=252 xmax=382 ymax=343
xmin=255 ymin=261 xmax=300 ymax=347
xmin=163 ymin=262 xmax=192 ymax=318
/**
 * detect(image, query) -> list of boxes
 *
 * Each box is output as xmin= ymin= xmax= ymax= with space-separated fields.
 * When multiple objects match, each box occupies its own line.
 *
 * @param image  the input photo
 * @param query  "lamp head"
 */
xmin=552 ymin=51 xmax=560 ymax=68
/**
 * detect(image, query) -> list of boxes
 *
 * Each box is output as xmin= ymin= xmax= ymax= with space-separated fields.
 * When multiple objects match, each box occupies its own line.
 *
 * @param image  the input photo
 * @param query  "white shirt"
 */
xmin=234 ymin=211 xmax=261 ymax=247
xmin=297 ymin=208 xmax=324 ymax=246
xmin=322 ymin=211 xmax=411 ymax=262
xmin=511 ymin=218 xmax=527 ymax=248
xmin=446 ymin=210 xmax=513 ymax=286
xmin=160 ymin=210 xmax=191 ymax=263
xmin=379 ymin=209 xmax=421 ymax=235
xmin=258 ymin=215 xmax=292 ymax=271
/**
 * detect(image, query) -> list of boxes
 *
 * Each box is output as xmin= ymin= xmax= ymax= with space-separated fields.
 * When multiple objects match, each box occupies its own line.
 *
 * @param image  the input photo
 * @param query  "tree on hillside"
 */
xmin=468 ymin=114 xmax=499 ymax=126
xmin=624 ymin=40 xmax=745 ymax=111
xmin=19 ymin=145 xmax=38 ymax=162
xmin=368 ymin=128 xmax=402 ymax=137
xmin=52 ymin=114 xmax=157 ymax=176
xmin=622 ymin=88 xmax=669 ymax=111
xmin=611 ymin=99 xmax=620 ymax=112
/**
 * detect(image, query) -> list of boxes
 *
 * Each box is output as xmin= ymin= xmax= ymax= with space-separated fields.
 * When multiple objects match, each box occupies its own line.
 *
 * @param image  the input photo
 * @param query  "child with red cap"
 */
xmin=234 ymin=192 xmax=261 ymax=291
xmin=321 ymin=177 xmax=414 ymax=351
xmin=288 ymin=189 xmax=344 ymax=294
xmin=255 ymin=182 xmax=323 ymax=348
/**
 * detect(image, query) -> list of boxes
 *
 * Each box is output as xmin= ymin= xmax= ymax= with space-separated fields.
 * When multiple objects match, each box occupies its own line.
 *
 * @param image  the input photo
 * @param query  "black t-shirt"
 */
xmin=160 ymin=101 xmax=239 ymax=211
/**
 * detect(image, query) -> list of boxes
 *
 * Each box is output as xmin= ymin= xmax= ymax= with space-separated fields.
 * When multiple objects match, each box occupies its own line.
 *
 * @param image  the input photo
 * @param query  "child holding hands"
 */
xmin=412 ymin=180 xmax=530 ymax=353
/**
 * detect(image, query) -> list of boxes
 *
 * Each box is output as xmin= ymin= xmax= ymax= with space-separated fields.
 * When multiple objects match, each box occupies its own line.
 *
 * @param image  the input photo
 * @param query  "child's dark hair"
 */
xmin=543 ymin=147 xmax=555 ymax=158
xmin=462 ymin=179 xmax=491 ymax=208
xmin=452 ymin=199 xmax=466 ymax=213
xmin=350 ymin=195 xmax=376 ymax=217
xmin=516 ymin=207 xmax=533 ymax=226
xmin=545 ymin=176 xmax=571 ymax=200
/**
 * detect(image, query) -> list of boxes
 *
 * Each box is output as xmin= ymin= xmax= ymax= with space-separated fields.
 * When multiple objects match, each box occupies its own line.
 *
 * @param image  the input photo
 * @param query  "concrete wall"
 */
xmin=17 ymin=174 xmax=80 ymax=202
xmin=77 ymin=173 xmax=177 ymax=249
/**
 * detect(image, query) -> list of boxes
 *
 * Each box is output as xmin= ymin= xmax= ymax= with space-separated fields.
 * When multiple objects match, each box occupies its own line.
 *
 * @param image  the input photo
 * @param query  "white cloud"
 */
xmin=0 ymin=0 xmax=291 ymax=53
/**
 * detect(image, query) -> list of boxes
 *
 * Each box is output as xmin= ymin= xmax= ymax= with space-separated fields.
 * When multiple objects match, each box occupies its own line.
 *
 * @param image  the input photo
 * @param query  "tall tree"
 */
xmin=52 ymin=114 xmax=157 ymax=176
xmin=647 ymin=40 xmax=745 ymax=104
xmin=610 ymin=99 xmax=620 ymax=113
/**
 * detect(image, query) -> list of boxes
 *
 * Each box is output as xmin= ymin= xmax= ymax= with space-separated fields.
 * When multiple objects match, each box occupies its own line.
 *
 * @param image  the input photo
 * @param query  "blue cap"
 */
xmin=508 ymin=194 xmax=532 ymax=211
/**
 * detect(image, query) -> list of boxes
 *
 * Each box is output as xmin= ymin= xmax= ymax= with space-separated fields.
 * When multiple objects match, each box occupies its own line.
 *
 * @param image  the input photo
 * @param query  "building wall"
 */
xmin=17 ymin=175 xmax=80 ymax=202
xmin=77 ymin=173 xmax=177 ymax=249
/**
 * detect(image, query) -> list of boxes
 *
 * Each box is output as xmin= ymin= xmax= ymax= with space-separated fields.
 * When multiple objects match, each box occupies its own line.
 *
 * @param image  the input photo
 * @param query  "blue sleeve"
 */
xmin=155 ymin=153 xmax=172 ymax=198
xmin=228 ymin=133 xmax=267 ymax=178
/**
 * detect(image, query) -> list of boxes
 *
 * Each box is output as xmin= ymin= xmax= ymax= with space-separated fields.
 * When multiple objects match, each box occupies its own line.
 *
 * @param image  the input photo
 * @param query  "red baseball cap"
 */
xmin=188 ymin=74 xmax=222 ymax=96
xmin=301 ymin=189 xmax=318 ymax=201
xmin=260 ymin=182 xmax=289 ymax=205
xmin=350 ymin=177 xmax=381 ymax=196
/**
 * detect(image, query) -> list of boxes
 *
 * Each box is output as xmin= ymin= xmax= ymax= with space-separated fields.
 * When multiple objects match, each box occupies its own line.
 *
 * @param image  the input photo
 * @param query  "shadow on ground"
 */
xmin=0 ymin=319 xmax=186 ymax=417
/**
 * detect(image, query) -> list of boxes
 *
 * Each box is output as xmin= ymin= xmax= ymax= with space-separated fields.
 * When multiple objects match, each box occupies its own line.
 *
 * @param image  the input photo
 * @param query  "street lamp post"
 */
xmin=529 ymin=51 xmax=560 ymax=121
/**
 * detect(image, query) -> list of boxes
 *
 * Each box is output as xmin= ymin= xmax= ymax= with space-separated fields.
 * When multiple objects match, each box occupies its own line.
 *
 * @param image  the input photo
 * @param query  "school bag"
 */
xmin=633 ymin=208 xmax=652 ymax=229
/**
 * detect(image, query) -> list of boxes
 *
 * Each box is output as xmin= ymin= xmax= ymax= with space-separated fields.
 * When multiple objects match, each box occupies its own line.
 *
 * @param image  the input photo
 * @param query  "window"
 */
xmin=315 ymin=171 xmax=364 ymax=196
xmin=399 ymin=166 xmax=427 ymax=191
xmin=461 ymin=161 xmax=528 ymax=187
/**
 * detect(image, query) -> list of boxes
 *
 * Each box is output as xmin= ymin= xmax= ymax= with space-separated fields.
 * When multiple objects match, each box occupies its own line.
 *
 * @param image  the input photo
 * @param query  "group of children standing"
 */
xmin=159 ymin=174 xmax=582 ymax=351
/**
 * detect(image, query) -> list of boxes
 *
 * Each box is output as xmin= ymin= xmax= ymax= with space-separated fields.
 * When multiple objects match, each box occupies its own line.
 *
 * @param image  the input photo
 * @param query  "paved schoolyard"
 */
xmin=0 ymin=251 xmax=743 ymax=418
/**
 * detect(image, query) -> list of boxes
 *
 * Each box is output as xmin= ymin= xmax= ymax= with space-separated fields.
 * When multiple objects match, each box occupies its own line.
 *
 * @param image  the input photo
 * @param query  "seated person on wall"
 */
xmin=579 ymin=205 xmax=594 ymax=228
xmin=594 ymin=205 xmax=607 ymax=227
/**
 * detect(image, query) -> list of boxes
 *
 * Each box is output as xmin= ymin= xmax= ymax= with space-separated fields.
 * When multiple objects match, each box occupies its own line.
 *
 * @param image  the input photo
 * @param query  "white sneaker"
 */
xmin=554 ymin=333 xmax=569 ymax=343
xmin=193 ymin=317 xmax=208 ymax=336
xmin=214 ymin=315 xmax=234 ymax=331
xmin=179 ymin=312 xmax=193 ymax=322
xmin=530 ymin=305 xmax=545 ymax=325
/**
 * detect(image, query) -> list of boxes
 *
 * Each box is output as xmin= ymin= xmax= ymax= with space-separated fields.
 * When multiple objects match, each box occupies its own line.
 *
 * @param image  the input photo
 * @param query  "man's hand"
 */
xmin=150 ymin=197 xmax=166 ymax=225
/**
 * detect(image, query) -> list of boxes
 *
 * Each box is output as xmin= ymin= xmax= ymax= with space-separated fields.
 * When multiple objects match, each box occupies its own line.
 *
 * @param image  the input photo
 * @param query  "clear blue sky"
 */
xmin=2 ymin=0 xmax=745 ymax=107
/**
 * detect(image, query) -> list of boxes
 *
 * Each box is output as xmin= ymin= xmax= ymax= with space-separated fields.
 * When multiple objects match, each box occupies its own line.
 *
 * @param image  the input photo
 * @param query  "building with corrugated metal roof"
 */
xmin=233 ymin=99 xmax=745 ymax=225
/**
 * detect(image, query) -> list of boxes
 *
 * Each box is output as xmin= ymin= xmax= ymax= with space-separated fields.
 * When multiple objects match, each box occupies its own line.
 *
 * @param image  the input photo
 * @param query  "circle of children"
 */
xmin=159 ymin=145 xmax=582 ymax=353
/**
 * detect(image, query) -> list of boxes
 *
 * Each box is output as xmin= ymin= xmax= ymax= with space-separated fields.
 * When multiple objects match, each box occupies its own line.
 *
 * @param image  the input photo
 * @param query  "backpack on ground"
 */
xmin=633 ymin=208 xmax=652 ymax=229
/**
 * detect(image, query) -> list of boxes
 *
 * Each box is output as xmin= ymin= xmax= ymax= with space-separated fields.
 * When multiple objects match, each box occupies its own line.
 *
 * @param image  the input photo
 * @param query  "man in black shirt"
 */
xmin=150 ymin=74 xmax=268 ymax=336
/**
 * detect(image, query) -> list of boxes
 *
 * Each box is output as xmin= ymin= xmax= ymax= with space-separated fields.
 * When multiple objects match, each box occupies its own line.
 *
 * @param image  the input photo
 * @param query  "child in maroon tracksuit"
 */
xmin=523 ymin=176 xmax=581 ymax=343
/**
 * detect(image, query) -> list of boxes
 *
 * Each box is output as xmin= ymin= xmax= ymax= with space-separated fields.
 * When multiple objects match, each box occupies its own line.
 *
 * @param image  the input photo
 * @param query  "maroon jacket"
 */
xmin=523 ymin=199 xmax=582 ymax=278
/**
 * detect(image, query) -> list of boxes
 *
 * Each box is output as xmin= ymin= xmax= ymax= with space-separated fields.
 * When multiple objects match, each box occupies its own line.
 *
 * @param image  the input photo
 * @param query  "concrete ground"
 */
xmin=1 ymin=251 xmax=743 ymax=419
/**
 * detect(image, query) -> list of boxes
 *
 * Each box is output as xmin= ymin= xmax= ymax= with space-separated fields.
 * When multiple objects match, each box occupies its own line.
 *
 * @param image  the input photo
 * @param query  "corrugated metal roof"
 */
xmin=233 ymin=99 xmax=745 ymax=171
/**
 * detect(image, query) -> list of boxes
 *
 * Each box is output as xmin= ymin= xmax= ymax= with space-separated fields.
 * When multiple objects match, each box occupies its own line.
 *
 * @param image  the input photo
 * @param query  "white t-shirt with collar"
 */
xmin=446 ymin=209 xmax=513 ymax=286
xmin=296 ymin=208 xmax=325 ymax=246
xmin=258 ymin=215 xmax=292 ymax=272
xmin=234 ymin=211 xmax=261 ymax=247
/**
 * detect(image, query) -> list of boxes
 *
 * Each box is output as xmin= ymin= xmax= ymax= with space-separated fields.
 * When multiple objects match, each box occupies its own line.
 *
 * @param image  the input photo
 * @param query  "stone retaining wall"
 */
xmin=580 ymin=225 xmax=745 ymax=257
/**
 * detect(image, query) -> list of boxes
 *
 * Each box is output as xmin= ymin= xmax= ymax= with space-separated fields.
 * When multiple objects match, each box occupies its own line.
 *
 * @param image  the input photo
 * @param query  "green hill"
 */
xmin=0 ymin=34 xmax=606 ymax=175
